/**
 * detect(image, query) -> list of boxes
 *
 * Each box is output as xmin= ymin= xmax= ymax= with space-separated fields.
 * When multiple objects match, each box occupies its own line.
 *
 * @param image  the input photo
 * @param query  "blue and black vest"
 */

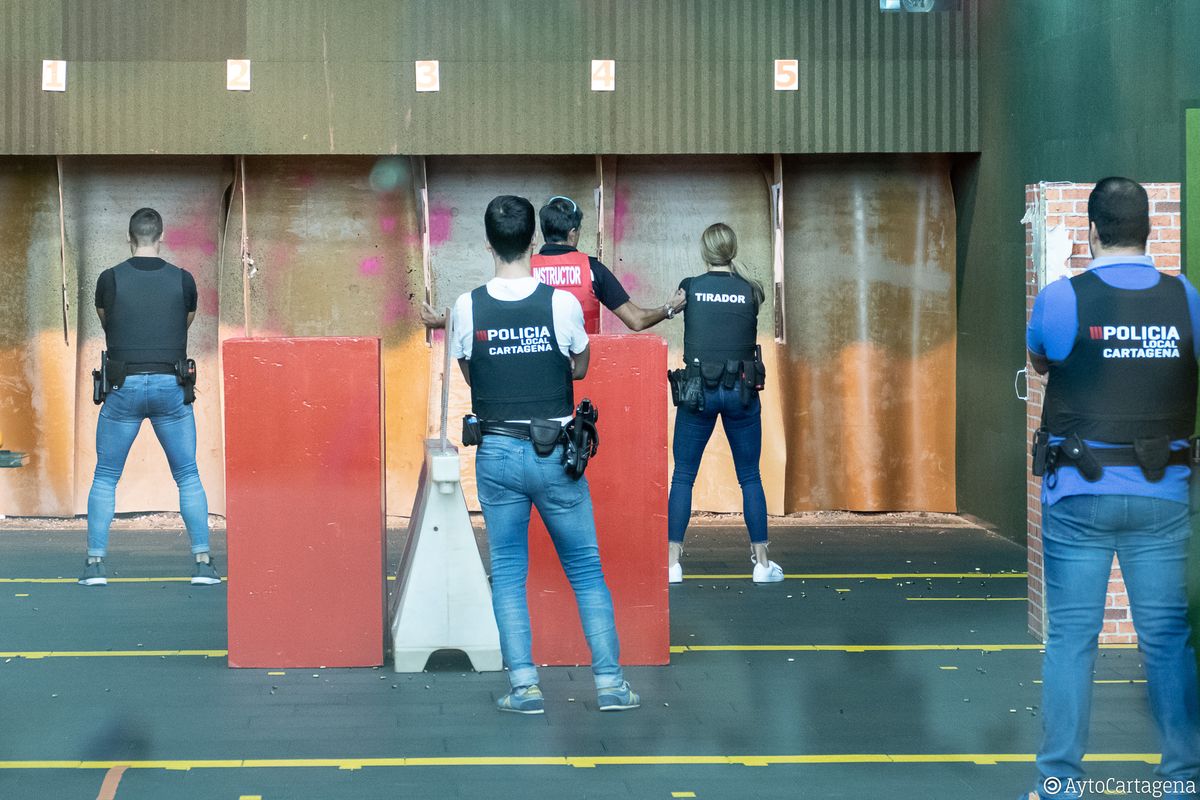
xmin=1044 ymin=269 xmax=1197 ymax=442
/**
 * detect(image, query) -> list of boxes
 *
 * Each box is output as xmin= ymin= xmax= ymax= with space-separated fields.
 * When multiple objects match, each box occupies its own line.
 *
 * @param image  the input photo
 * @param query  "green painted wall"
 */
xmin=957 ymin=1 xmax=1200 ymax=539
xmin=0 ymin=0 xmax=976 ymax=155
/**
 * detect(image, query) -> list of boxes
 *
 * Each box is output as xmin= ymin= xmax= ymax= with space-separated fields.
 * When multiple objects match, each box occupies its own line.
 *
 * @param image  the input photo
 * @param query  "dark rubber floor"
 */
xmin=0 ymin=523 xmax=1165 ymax=799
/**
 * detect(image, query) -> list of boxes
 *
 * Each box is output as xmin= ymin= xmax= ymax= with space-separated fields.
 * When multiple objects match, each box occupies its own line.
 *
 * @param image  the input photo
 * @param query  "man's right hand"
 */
xmin=421 ymin=302 xmax=448 ymax=329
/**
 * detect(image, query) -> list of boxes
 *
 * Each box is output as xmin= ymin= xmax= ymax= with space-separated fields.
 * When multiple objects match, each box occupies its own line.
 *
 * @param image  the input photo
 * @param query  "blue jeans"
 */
xmin=1037 ymin=494 xmax=1200 ymax=799
xmin=474 ymin=434 xmax=623 ymax=691
xmin=668 ymin=385 xmax=768 ymax=544
xmin=87 ymin=374 xmax=210 ymax=558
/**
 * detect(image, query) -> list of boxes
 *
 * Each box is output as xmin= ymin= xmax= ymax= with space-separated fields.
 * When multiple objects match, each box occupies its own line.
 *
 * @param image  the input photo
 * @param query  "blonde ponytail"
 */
xmin=700 ymin=222 xmax=765 ymax=308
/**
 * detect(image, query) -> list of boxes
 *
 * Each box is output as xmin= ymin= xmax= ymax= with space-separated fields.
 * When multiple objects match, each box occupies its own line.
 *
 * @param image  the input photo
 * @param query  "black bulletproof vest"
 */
xmin=469 ymin=282 xmax=574 ymax=420
xmin=1044 ymin=268 xmax=1197 ymax=442
xmin=105 ymin=260 xmax=189 ymax=365
xmin=682 ymin=272 xmax=758 ymax=364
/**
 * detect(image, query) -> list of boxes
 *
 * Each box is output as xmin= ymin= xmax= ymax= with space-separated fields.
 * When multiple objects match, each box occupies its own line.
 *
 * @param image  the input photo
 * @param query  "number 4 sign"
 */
xmin=774 ymin=59 xmax=798 ymax=91
xmin=42 ymin=60 xmax=66 ymax=92
xmin=591 ymin=60 xmax=615 ymax=92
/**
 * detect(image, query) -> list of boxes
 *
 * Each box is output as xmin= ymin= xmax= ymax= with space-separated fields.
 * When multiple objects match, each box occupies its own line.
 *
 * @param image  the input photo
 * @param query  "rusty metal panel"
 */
xmin=0 ymin=157 xmax=77 ymax=516
xmin=221 ymin=156 xmax=429 ymax=515
xmin=780 ymin=154 xmax=956 ymax=512
xmin=1 ymin=0 xmax=978 ymax=155
xmin=60 ymin=156 xmax=229 ymax=516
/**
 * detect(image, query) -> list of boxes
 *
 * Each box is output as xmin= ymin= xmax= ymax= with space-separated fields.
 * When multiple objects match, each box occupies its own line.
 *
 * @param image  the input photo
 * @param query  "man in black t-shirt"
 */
xmin=80 ymin=208 xmax=217 ymax=588
xmin=421 ymin=195 xmax=685 ymax=333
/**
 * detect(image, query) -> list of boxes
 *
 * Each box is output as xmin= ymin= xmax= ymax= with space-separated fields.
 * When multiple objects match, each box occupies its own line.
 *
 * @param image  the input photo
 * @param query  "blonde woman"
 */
xmin=667 ymin=223 xmax=782 ymax=585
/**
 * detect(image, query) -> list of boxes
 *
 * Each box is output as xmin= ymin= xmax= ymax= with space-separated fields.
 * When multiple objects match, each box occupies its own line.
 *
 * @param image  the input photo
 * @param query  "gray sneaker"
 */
xmin=78 ymin=560 xmax=107 ymax=586
xmin=191 ymin=557 xmax=221 ymax=586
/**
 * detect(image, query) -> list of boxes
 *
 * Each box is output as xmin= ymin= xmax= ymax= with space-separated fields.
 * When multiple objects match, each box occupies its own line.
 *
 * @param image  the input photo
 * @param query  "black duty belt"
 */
xmin=480 ymin=422 xmax=565 ymax=442
xmin=1051 ymin=444 xmax=1190 ymax=468
xmin=124 ymin=362 xmax=176 ymax=375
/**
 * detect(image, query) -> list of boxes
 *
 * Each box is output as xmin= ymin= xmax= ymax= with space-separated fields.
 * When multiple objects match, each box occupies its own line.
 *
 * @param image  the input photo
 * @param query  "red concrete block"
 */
xmin=526 ymin=335 xmax=670 ymax=666
xmin=223 ymin=337 xmax=385 ymax=668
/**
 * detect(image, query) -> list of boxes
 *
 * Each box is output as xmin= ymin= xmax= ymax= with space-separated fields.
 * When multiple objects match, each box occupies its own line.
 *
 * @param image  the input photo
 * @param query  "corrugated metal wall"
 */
xmin=0 ymin=0 xmax=977 ymax=155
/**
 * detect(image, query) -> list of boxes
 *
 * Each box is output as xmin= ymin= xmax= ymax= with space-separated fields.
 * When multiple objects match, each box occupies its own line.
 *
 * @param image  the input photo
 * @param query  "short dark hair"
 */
xmin=129 ymin=207 xmax=163 ymax=246
xmin=1087 ymin=177 xmax=1150 ymax=249
xmin=484 ymin=195 xmax=535 ymax=262
xmin=539 ymin=196 xmax=583 ymax=243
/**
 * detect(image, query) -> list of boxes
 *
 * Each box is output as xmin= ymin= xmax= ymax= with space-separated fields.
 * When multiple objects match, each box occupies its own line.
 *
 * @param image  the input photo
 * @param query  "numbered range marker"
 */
xmin=227 ymin=59 xmax=251 ymax=91
xmin=415 ymin=60 xmax=440 ymax=92
xmin=774 ymin=59 xmax=798 ymax=91
xmin=42 ymin=60 xmax=66 ymax=92
xmin=591 ymin=59 xmax=615 ymax=92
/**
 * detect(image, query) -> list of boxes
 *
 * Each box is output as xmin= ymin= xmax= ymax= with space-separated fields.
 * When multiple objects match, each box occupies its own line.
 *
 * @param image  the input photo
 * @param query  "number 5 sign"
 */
xmin=774 ymin=59 xmax=799 ymax=91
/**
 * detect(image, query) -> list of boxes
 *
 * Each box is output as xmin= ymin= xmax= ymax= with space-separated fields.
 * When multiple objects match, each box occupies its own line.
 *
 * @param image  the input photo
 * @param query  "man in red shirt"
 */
xmin=422 ymin=195 xmax=685 ymax=332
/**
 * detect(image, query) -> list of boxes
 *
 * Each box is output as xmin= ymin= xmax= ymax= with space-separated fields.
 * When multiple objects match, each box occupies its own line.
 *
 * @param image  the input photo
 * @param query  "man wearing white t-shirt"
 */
xmin=450 ymin=195 xmax=640 ymax=716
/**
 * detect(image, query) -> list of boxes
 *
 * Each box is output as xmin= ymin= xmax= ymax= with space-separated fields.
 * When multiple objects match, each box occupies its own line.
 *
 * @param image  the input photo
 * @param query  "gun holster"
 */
xmin=562 ymin=399 xmax=599 ymax=481
xmin=174 ymin=358 xmax=197 ymax=405
xmin=92 ymin=351 xmax=109 ymax=405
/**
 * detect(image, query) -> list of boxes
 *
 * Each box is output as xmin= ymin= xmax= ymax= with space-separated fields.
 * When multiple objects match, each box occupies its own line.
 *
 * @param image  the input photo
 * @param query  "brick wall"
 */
xmin=1024 ymin=181 xmax=1183 ymax=644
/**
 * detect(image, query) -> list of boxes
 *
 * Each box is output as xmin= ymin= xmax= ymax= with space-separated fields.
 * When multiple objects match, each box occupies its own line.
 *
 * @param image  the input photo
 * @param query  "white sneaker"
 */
xmin=668 ymin=561 xmax=683 ymax=585
xmin=752 ymin=560 xmax=784 ymax=583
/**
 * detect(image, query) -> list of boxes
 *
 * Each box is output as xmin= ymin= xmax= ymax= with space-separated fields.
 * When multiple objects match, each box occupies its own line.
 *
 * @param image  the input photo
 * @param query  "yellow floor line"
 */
xmin=0 ymin=753 xmax=1160 ymax=770
xmin=0 ymin=577 xmax=226 ymax=584
xmin=0 ymin=573 xmax=1025 ymax=584
xmin=1032 ymin=679 xmax=1147 ymax=685
xmin=684 ymin=573 xmax=1026 ymax=581
xmin=0 ymin=650 xmax=227 ymax=659
xmin=905 ymin=597 xmax=1026 ymax=602
xmin=3 ymin=644 xmax=1141 ymax=659
xmin=670 ymin=644 xmax=1136 ymax=653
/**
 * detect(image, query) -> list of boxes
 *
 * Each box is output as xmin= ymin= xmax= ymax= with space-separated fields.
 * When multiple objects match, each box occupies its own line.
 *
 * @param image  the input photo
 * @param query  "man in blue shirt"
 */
xmin=1024 ymin=177 xmax=1200 ymax=799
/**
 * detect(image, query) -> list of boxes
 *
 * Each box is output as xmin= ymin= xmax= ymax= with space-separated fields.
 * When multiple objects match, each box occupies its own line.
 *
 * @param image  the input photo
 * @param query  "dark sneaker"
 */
xmin=78 ymin=561 xmax=107 ymax=586
xmin=496 ymin=685 xmax=545 ymax=715
xmin=191 ymin=558 xmax=221 ymax=586
xmin=597 ymin=681 xmax=640 ymax=712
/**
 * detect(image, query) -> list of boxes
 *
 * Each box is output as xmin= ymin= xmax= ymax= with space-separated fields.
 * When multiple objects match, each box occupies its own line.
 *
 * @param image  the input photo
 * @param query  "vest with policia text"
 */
xmin=1044 ymin=268 xmax=1197 ymax=443
xmin=531 ymin=250 xmax=600 ymax=334
xmin=469 ymin=282 xmax=574 ymax=420
xmin=105 ymin=260 xmax=189 ymax=366
xmin=682 ymin=272 xmax=758 ymax=365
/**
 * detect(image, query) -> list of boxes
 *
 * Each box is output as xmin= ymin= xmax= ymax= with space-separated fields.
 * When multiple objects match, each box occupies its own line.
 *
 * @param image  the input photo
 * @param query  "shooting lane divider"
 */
xmin=56 ymin=156 xmax=69 ymax=346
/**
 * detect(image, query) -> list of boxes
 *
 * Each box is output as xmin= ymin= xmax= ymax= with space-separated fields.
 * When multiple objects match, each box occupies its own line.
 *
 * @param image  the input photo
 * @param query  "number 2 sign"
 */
xmin=227 ymin=59 xmax=251 ymax=91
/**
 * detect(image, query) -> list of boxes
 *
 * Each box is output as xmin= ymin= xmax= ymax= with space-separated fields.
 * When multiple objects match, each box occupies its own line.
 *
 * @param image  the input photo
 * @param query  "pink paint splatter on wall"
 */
xmin=428 ymin=205 xmax=454 ymax=246
xmin=199 ymin=288 xmax=220 ymax=316
xmin=383 ymin=292 xmax=411 ymax=325
xmin=612 ymin=189 xmax=631 ymax=244
xmin=379 ymin=216 xmax=397 ymax=235
xmin=619 ymin=272 xmax=642 ymax=293
xmin=164 ymin=223 xmax=217 ymax=256
xmin=360 ymin=256 xmax=383 ymax=276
